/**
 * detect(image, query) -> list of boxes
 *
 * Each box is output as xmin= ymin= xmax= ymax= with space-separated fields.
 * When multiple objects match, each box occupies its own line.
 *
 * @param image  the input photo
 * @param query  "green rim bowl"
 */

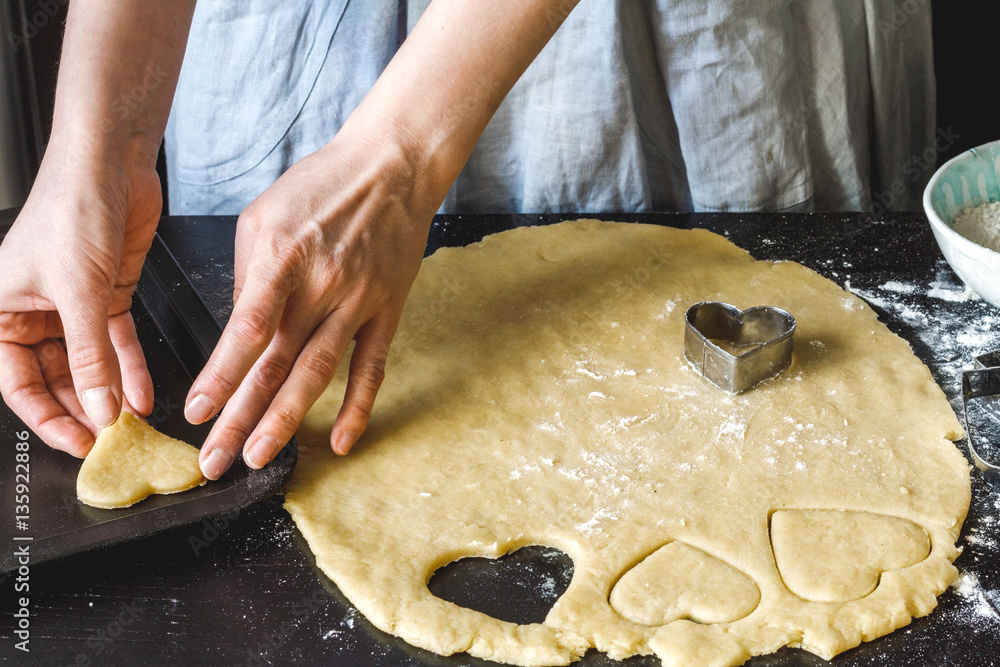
xmin=923 ymin=139 xmax=1000 ymax=308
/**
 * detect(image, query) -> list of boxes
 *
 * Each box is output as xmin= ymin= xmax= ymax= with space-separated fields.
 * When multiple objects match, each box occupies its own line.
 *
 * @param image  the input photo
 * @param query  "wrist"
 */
xmin=24 ymin=139 xmax=161 ymax=234
xmin=328 ymin=110 xmax=452 ymax=222
xmin=46 ymin=124 xmax=163 ymax=174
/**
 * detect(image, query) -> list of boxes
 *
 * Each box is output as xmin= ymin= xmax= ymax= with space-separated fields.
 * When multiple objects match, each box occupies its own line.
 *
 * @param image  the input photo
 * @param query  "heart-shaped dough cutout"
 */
xmin=609 ymin=541 xmax=760 ymax=626
xmin=77 ymin=412 xmax=206 ymax=509
xmin=771 ymin=510 xmax=930 ymax=602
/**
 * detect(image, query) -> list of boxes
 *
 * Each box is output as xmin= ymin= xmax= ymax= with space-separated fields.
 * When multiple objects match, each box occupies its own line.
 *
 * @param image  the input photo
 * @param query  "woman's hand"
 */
xmin=0 ymin=0 xmax=193 ymax=455
xmin=0 ymin=154 xmax=161 ymax=456
xmin=185 ymin=0 xmax=582 ymax=479
xmin=187 ymin=124 xmax=438 ymax=479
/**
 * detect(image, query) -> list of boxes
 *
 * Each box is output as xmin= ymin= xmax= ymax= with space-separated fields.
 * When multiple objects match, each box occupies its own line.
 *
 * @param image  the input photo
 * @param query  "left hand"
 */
xmin=185 ymin=123 xmax=438 ymax=479
xmin=0 ymin=155 xmax=162 ymax=456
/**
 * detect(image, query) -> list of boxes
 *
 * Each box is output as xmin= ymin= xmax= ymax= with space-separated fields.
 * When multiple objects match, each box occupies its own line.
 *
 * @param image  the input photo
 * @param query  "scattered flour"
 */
xmin=844 ymin=270 xmax=1000 ymax=401
xmin=538 ymin=575 xmax=558 ymax=598
xmin=879 ymin=280 xmax=918 ymax=295
xmin=716 ymin=417 xmax=748 ymax=441
xmin=952 ymin=202 xmax=1000 ymax=253
xmin=949 ymin=572 xmax=1000 ymax=628
xmin=574 ymin=507 xmax=619 ymax=535
xmin=928 ymin=283 xmax=980 ymax=303
xmin=846 ymin=283 xmax=928 ymax=327
xmin=963 ymin=526 xmax=998 ymax=551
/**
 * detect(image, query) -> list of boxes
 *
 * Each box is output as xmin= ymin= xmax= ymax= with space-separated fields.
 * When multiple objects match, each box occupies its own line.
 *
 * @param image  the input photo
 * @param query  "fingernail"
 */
xmin=245 ymin=435 xmax=282 ymax=469
xmin=334 ymin=431 xmax=356 ymax=455
xmin=185 ymin=394 xmax=217 ymax=424
xmin=200 ymin=448 xmax=234 ymax=480
xmin=82 ymin=387 xmax=120 ymax=428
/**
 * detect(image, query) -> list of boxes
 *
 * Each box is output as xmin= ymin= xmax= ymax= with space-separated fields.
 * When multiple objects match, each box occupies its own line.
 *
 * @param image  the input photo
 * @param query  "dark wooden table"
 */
xmin=2 ymin=211 xmax=999 ymax=666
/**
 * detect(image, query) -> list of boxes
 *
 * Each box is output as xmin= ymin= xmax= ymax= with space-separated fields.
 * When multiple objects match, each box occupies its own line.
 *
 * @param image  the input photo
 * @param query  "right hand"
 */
xmin=185 ymin=125 xmax=437 ymax=480
xmin=0 ymin=150 xmax=160 ymax=456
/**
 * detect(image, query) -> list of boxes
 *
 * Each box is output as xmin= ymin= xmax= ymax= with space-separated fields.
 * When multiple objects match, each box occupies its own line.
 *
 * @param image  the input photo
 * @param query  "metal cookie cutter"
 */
xmin=962 ymin=350 xmax=1000 ymax=478
xmin=684 ymin=301 xmax=796 ymax=394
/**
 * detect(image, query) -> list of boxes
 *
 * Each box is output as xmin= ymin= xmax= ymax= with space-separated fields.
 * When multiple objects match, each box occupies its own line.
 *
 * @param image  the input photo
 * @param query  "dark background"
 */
xmin=2 ymin=0 xmax=992 ymax=215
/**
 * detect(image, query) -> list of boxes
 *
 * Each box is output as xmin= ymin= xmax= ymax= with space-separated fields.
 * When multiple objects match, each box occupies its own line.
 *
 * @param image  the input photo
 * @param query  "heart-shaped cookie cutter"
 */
xmin=683 ymin=301 xmax=796 ymax=394
xmin=962 ymin=350 xmax=1000 ymax=481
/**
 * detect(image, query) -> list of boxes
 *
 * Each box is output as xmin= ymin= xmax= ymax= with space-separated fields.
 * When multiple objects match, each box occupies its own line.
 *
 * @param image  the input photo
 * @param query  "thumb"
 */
xmin=60 ymin=298 xmax=123 ymax=429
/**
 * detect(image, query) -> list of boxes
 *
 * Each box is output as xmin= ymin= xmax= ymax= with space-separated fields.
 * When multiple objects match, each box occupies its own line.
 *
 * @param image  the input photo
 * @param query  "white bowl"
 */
xmin=923 ymin=139 xmax=1000 ymax=308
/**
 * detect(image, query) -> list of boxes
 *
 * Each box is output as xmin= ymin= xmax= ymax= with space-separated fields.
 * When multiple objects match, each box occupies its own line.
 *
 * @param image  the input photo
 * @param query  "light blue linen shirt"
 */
xmin=165 ymin=0 xmax=936 ymax=216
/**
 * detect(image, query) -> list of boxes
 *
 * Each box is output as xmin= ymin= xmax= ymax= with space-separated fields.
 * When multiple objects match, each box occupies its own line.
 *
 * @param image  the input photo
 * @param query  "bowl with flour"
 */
xmin=924 ymin=139 xmax=1000 ymax=308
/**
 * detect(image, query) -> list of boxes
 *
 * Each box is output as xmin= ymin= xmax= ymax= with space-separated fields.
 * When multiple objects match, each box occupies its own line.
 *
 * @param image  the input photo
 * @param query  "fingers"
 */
xmin=197 ymin=335 xmax=298 ymax=480
xmin=199 ymin=301 xmax=398 ymax=477
xmin=58 ymin=297 xmax=123 ymax=429
xmin=185 ymin=268 xmax=289 ymax=426
xmin=0 ymin=311 xmax=64 ymax=343
xmin=232 ymin=210 xmax=258 ymax=306
xmin=109 ymin=312 xmax=153 ymax=417
xmin=0 ymin=342 xmax=95 ymax=457
xmin=240 ymin=311 xmax=358 ymax=470
xmin=34 ymin=338 xmax=99 ymax=439
xmin=329 ymin=319 xmax=393 ymax=455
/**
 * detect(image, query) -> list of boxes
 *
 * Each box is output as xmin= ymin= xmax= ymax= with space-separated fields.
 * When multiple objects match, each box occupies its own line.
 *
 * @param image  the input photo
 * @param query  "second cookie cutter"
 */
xmin=684 ymin=301 xmax=796 ymax=394
xmin=962 ymin=350 xmax=1000 ymax=477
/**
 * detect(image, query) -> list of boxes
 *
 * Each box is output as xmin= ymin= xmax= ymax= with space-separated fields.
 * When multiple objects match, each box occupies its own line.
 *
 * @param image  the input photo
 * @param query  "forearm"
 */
xmin=49 ymin=0 xmax=195 ymax=169
xmin=342 ymin=0 xmax=580 ymax=203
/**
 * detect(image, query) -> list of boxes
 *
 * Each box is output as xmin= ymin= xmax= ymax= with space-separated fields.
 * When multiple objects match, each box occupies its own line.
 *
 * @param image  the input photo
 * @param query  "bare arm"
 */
xmin=187 ymin=0 xmax=582 ymax=477
xmin=50 ymin=0 xmax=194 ymax=167
xmin=0 ymin=0 xmax=194 ymax=454
xmin=363 ymin=0 xmax=579 ymax=196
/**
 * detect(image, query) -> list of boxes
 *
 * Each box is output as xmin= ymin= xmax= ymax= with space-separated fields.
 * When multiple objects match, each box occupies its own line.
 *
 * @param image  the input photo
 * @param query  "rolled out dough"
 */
xmin=284 ymin=220 xmax=970 ymax=666
xmin=77 ymin=412 xmax=206 ymax=509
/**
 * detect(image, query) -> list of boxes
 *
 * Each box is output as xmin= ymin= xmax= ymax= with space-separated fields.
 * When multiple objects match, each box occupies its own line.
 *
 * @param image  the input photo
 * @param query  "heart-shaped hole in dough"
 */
xmin=609 ymin=541 xmax=760 ymax=626
xmin=77 ymin=412 xmax=206 ymax=509
xmin=427 ymin=545 xmax=573 ymax=624
xmin=771 ymin=510 xmax=930 ymax=603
